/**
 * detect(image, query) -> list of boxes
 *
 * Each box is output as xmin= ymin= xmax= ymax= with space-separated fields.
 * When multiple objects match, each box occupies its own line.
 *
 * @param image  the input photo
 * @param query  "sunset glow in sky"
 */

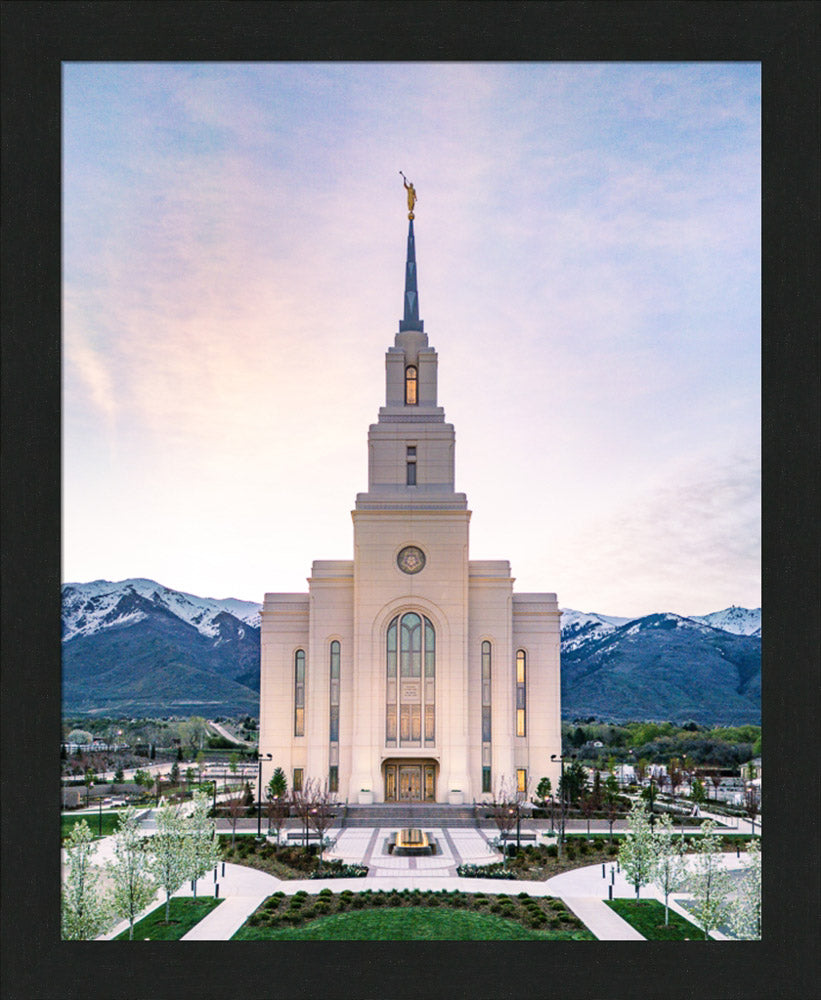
xmin=63 ymin=62 xmax=760 ymax=618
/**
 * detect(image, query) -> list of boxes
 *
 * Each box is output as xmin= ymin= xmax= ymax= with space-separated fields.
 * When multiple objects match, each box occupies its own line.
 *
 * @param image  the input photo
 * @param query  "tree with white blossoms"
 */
xmin=652 ymin=814 xmax=687 ymax=925
xmin=729 ymin=837 xmax=761 ymax=940
xmin=619 ymin=800 xmax=657 ymax=899
xmin=149 ymin=803 xmax=192 ymax=923
xmin=686 ymin=819 xmax=734 ymax=940
xmin=185 ymin=792 xmax=222 ymax=898
xmin=61 ymin=820 xmax=111 ymax=940
xmin=108 ymin=808 xmax=157 ymax=940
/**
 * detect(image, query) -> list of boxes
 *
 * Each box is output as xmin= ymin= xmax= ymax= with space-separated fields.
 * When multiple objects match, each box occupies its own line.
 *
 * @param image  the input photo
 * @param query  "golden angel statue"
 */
xmin=399 ymin=171 xmax=417 ymax=219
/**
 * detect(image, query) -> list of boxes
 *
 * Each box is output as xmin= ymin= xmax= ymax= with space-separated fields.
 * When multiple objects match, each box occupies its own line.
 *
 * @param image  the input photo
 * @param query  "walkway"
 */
xmin=85 ymin=819 xmax=755 ymax=941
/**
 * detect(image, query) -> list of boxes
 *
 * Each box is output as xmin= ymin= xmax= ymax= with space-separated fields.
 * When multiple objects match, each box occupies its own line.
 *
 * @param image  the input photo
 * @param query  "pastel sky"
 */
xmin=63 ymin=62 xmax=760 ymax=619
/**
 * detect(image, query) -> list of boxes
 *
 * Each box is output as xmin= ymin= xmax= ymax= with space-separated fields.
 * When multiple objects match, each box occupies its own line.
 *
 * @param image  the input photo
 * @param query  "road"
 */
xmin=208 ymin=720 xmax=252 ymax=747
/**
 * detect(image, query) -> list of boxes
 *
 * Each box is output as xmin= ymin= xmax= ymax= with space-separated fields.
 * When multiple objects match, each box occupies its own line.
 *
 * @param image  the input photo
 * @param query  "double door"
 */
xmin=385 ymin=763 xmax=436 ymax=802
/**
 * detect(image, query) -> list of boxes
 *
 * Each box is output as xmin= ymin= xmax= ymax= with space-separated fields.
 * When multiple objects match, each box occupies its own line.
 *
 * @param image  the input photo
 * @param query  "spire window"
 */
xmin=405 ymin=365 xmax=418 ymax=405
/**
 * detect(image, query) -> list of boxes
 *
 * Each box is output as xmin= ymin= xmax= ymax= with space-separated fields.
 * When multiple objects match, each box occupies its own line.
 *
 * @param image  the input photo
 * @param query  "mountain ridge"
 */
xmin=61 ymin=579 xmax=760 ymax=722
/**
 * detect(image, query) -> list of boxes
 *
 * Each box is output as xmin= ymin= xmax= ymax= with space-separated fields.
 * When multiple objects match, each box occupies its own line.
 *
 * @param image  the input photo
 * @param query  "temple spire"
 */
xmin=398 ymin=174 xmax=423 ymax=332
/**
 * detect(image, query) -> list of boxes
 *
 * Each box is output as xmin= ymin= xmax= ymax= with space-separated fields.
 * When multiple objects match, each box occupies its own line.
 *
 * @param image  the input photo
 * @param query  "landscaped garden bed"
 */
xmin=461 ymin=838 xmax=620 ymax=881
xmin=233 ymin=888 xmax=594 ymax=940
xmin=605 ymin=899 xmax=704 ymax=940
xmin=114 ymin=897 xmax=223 ymax=940
xmin=217 ymin=836 xmax=366 ymax=879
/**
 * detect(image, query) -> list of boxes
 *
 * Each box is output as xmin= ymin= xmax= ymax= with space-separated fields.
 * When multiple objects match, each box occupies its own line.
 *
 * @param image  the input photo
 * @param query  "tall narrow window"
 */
xmin=387 ymin=612 xmax=435 ymax=747
xmin=293 ymin=767 xmax=303 ymax=792
xmin=482 ymin=767 xmax=492 ymax=793
xmin=516 ymin=649 xmax=526 ymax=737
xmin=329 ymin=641 xmax=340 ymax=741
xmin=328 ymin=765 xmax=339 ymax=793
xmin=406 ymin=445 xmax=417 ymax=485
xmin=294 ymin=649 xmax=305 ymax=737
xmin=517 ymin=768 xmax=527 ymax=794
xmin=481 ymin=641 xmax=492 ymax=741
xmin=405 ymin=365 xmax=418 ymax=405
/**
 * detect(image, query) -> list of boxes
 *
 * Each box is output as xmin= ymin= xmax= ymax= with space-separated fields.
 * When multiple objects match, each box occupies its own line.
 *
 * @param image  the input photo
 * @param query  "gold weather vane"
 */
xmin=399 ymin=171 xmax=417 ymax=219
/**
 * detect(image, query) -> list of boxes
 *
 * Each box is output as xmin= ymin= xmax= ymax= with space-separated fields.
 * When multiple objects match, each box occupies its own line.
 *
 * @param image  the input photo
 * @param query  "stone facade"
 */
xmin=259 ymin=218 xmax=561 ymax=803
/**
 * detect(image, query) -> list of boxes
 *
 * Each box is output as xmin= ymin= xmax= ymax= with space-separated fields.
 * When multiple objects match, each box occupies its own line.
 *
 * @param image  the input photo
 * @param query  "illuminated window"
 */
xmin=293 ymin=767 xmax=303 ymax=792
xmin=516 ymin=649 xmax=526 ymax=737
xmin=329 ymin=641 xmax=340 ymax=742
xmin=517 ymin=768 xmax=527 ymax=794
xmin=294 ymin=649 xmax=305 ymax=737
xmin=405 ymin=365 xmax=418 ymax=405
xmin=387 ymin=612 xmax=435 ymax=747
xmin=328 ymin=765 xmax=338 ymax=793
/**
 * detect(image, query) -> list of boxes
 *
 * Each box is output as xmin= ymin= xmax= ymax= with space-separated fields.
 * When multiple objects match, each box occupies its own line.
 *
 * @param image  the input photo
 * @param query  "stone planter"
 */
xmin=448 ymin=789 xmax=463 ymax=805
xmin=358 ymin=789 xmax=373 ymax=804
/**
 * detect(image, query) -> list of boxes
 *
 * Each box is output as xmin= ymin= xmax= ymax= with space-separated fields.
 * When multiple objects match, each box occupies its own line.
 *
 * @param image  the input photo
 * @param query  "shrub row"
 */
xmin=246 ymin=888 xmax=585 ymax=934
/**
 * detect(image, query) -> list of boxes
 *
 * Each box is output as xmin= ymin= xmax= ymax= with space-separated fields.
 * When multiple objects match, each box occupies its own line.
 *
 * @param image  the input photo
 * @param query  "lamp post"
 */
xmin=256 ymin=752 xmax=273 ymax=841
xmin=551 ymin=753 xmax=573 ymax=853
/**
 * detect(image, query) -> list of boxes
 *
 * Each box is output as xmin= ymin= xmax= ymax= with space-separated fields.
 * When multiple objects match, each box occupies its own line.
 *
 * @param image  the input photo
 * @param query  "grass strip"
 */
xmin=61 ymin=811 xmax=125 ymax=841
xmin=233 ymin=906 xmax=591 ymax=940
xmin=605 ymin=898 xmax=704 ymax=940
xmin=114 ymin=897 xmax=223 ymax=941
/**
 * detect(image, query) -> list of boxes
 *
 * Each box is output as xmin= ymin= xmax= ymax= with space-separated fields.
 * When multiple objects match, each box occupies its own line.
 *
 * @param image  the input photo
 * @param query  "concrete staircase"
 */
xmin=342 ymin=803 xmax=481 ymax=829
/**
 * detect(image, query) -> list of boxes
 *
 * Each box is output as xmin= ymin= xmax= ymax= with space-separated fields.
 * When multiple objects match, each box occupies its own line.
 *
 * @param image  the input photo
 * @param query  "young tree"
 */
xmin=149 ymin=804 xmax=191 ymax=923
xmin=84 ymin=767 xmax=96 ymax=807
xmin=489 ymin=778 xmax=519 ymax=868
xmin=61 ymin=820 xmax=111 ymax=940
xmin=559 ymin=759 xmax=588 ymax=807
xmin=108 ymin=809 xmax=156 ymax=941
xmin=534 ymin=776 xmax=552 ymax=807
xmin=652 ymin=815 xmax=686 ymax=925
xmin=170 ymin=760 xmax=180 ymax=785
xmin=226 ymin=791 xmax=247 ymax=849
xmin=579 ymin=791 xmax=597 ymax=839
xmin=690 ymin=778 xmax=707 ymax=809
xmin=603 ymin=774 xmax=621 ymax=843
xmin=619 ymin=801 xmax=657 ymax=899
xmin=685 ymin=819 xmax=733 ymax=940
xmin=304 ymin=778 xmax=337 ymax=873
xmin=265 ymin=788 xmax=290 ymax=846
xmin=744 ymin=785 xmax=760 ymax=835
xmin=729 ymin=837 xmax=761 ymax=940
xmin=267 ymin=766 xmax=288 ymax=800
xmin=185 ymin=792 xmax=221 ymax=898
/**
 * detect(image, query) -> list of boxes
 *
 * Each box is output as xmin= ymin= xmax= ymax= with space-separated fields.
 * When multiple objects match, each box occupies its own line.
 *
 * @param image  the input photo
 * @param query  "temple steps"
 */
xmin=341 ymin=804 xmax=482 ymax=828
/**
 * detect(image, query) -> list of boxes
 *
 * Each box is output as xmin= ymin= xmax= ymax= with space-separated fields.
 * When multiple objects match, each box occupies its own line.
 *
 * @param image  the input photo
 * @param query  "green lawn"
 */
xmin=114 ymin=897 xmax=223 ymax=940
xmin=61 ymin=811 xmax=125 ymax=841
xmin=233 ymin=906 xmax=591 ymax=940
xmin=605 ymin=899 xmax=705 ymax=940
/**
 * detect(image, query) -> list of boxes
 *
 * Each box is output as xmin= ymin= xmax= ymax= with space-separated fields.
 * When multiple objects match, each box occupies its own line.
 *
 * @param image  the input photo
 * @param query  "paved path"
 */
xmin=82 ymin=820 xmax=755 ymax=942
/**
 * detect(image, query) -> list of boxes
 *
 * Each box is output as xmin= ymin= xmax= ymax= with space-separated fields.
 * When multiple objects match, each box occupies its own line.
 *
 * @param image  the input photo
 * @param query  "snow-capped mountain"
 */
xmin=62 ymin=578 xmax=261 ymax=643
xmin=559 ymin=609 xmax=633 ymax=652
xmin=61 ymin=580 xmax=760 ymax=722
xmin=689 ymin=606 xmax=761 ymax=637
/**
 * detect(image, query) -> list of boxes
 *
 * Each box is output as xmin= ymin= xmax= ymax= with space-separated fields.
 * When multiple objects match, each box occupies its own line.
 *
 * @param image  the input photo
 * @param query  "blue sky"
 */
xmin=63 ymin=62 xmax=760 ymax=617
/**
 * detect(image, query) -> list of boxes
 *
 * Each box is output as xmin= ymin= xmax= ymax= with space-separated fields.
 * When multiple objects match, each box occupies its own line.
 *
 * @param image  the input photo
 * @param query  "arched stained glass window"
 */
xmin=386 ymin=612 xmax=435 ymax=747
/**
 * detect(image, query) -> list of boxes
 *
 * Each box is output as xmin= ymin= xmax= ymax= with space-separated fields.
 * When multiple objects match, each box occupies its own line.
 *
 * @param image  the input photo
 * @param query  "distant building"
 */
xmin=259 ymin=198 xmax=562 ymax=804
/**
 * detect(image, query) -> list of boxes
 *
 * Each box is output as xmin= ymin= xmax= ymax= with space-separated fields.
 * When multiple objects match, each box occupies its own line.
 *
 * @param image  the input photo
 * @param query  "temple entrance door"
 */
xmin=384 ymin=760 xmax=437 ymax=802
xmin=399 ymin=765 xmax=422 ymax=801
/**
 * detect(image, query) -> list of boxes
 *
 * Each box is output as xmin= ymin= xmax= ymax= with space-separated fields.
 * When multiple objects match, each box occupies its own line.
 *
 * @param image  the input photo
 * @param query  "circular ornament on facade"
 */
xmin=397 ymin=545 xmax=426 ymax=574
